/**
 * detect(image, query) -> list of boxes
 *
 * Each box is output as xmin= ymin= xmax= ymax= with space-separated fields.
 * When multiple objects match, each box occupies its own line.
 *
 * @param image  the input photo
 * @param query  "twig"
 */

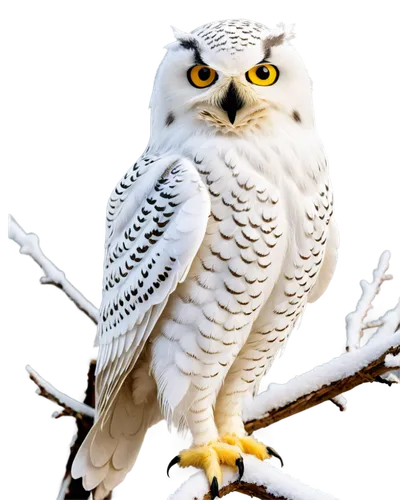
xmin=345 ymin=250 xmax=393 ymax=351
xmin=361 ymin=319 xmax=385 ymax=330
xmin=56 ymin=477 xmax=71 ymax=500
xmin=383 ymin=370 xmax=400 ymax=384
xmin=23 ymin=363 xmax=95 ymax=418
xmin=8 ymin=215 xmax=99 ymax=324
xmin=203 ymin=483 xmax=289 ymax=500
xmin=63 ymin=359 xmax=97 ymax=500
xmin=330 ymin=395 xmax=347 ymax=412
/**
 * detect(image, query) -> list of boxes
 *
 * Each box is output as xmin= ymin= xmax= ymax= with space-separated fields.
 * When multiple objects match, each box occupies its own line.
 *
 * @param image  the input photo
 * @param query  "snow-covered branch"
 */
xmin=244 ymin=313 xmax=400 ymax=432
xmin=169 ymin=455 xmax=334 ymax=500
xmin=8 ymin=215 xmax=99 ymax=324
xmin=26 ymin=365 xmax=95 ymax=420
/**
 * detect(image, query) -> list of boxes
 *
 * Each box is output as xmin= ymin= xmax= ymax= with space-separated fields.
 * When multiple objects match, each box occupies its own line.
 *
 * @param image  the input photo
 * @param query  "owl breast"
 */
xmin=185 ymin=137 xmax=332 ymax=359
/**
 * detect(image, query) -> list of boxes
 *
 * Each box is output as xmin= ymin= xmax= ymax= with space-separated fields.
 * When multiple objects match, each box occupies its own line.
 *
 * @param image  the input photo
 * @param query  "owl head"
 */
xmin=150 ymin=19 xmax=314 ymax=142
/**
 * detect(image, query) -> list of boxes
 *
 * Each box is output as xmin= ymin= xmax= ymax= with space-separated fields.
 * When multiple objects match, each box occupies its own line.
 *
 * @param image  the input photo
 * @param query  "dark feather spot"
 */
xmin=292 ymin=110 xmax=302 ymax=123
xmin=178 ymin=38 xmax=205 ymax=65
xmin=165 ymin=112 xmax=175 ymax=127
xmin=263 ymin=32 xmax=286 ymax=53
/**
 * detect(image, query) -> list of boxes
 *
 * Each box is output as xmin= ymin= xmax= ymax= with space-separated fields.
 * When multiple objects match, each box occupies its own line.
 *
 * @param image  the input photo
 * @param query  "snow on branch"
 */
xmin=26 ymin=365 xmax=95 ymax=420
xmin=169 ymin=455 xmax=334 ymax=500
xmin=8 ymin=215 xmax=99 ymax=324
xmin=244 ymin=307 xmax=400 ymax=432
xmin=385 ymin=353 xmax=400 ymax=368
xmin=56 ymin=477 xmax=72 ymax=500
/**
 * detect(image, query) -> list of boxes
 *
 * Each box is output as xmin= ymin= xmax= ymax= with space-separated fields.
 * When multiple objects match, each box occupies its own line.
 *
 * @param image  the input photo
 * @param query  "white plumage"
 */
xmin=72 ymin=19 xmax=338 ymax=498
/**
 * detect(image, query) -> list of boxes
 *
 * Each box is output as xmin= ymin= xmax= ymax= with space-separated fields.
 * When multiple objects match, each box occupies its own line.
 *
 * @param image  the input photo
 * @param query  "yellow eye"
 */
xmin=187 ymin=65 xmax=218 ymax=88
xmin=246 ymin=64 xmax=279 ymax=86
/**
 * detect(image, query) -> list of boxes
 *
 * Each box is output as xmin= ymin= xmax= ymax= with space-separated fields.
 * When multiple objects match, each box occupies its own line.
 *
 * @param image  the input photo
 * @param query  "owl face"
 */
xmin=151 ymin=20 xmax=314 ymax=137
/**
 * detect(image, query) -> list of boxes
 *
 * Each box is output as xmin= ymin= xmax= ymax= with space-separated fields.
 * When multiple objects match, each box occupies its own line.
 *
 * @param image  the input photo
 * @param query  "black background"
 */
xmin=0 ymin=14 xmax=400 ymax=500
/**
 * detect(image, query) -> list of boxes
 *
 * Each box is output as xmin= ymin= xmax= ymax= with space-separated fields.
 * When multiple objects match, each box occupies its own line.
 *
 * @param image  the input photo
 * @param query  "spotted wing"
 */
xmin=95 ymin=153 xmax=210 ymax=417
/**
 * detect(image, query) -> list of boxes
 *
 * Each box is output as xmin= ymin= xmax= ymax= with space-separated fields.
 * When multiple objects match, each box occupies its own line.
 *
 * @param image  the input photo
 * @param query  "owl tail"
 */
xmin=71 ymin=376 xmax=160 ymax=499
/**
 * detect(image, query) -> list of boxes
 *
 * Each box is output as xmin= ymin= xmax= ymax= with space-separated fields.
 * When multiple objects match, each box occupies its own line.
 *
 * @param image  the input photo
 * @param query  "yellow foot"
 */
xmin=221 ymin=434 xmax=284 ymax=467
xmin=167 ymin=441 xmax=244 ymax=499
xmin=221 ymin=434 xmax=285 ymax=467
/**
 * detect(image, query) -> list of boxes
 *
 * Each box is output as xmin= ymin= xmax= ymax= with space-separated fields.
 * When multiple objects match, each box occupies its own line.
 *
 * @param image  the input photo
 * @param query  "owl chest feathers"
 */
xmin=185 ymin=129 xmax=331 ymax=314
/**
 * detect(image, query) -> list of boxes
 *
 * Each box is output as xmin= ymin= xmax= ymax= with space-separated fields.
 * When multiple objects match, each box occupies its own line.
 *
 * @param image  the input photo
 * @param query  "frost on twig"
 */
xmin=345 ymin=250 xmax=394 ymax=351
xmin=56 ymin=477 xmax=72 ymax=500
xmin=8 ymin=215 xmax=99 ymax=324
xmin=330 ymin=395 xmax=347 ymax=412
xmin=26 ymin=365 xmax=95 ymax=420
xmin=338 ymin=250 xmax=400 ymax=394
xmin=385 ymin=353 xmax=400 ymax=368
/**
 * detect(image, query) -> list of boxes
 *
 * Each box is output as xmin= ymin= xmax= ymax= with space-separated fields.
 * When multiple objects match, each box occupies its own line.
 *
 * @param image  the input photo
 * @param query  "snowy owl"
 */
xmin=72 ymin=19 xmax=338 ymax=499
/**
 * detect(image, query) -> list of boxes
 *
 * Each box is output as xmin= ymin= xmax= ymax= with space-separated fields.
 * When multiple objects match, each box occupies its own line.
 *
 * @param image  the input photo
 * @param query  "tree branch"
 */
xmin=245 ymin=335 xmax=400 ymax=434
xmin=203 ymin=482 xmax=289 ymax=500
xmin=8 ymin=215 xmax=99 ymax=324
xmin=169 ymin=456 xmax=334 ymax=500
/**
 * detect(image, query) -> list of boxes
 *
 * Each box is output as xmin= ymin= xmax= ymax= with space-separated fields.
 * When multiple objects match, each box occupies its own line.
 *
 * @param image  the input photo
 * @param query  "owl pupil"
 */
xmin=256 ymin=66 xmax=270 ymax=80
xmin=199 ymin=68 xmax=211 ymax=81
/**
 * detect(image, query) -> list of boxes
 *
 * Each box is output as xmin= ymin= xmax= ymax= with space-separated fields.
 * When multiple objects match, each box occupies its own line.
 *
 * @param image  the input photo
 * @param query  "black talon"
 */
xmin=266 ymin=446 xmax=284 ymax=468
xmin=167 ymin=450 xmax=181 ymax=477
xmin=210 ymin=476 xmax=220 ymax=499
xmin=236 ymin=456 xmax=244 ymax=481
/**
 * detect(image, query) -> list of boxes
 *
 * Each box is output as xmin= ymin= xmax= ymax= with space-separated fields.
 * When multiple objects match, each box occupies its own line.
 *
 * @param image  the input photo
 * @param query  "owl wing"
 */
xmin=95 ymin=153 xmax=210 ymax=419
xmin=307 ymin=190 xmax=341 ymax=304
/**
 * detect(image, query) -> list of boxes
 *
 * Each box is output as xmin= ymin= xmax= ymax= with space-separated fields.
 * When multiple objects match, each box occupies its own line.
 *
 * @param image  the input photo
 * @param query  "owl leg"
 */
xmin=214 ymin=351 xmax=284 ymax=468
xmin=167 ymin=392 xmax=244 ymax=499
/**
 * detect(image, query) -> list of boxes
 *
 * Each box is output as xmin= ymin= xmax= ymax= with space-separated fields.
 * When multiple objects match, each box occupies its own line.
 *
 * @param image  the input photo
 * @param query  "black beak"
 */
xmin=220 ymin=81 xmax=244 ymax=125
